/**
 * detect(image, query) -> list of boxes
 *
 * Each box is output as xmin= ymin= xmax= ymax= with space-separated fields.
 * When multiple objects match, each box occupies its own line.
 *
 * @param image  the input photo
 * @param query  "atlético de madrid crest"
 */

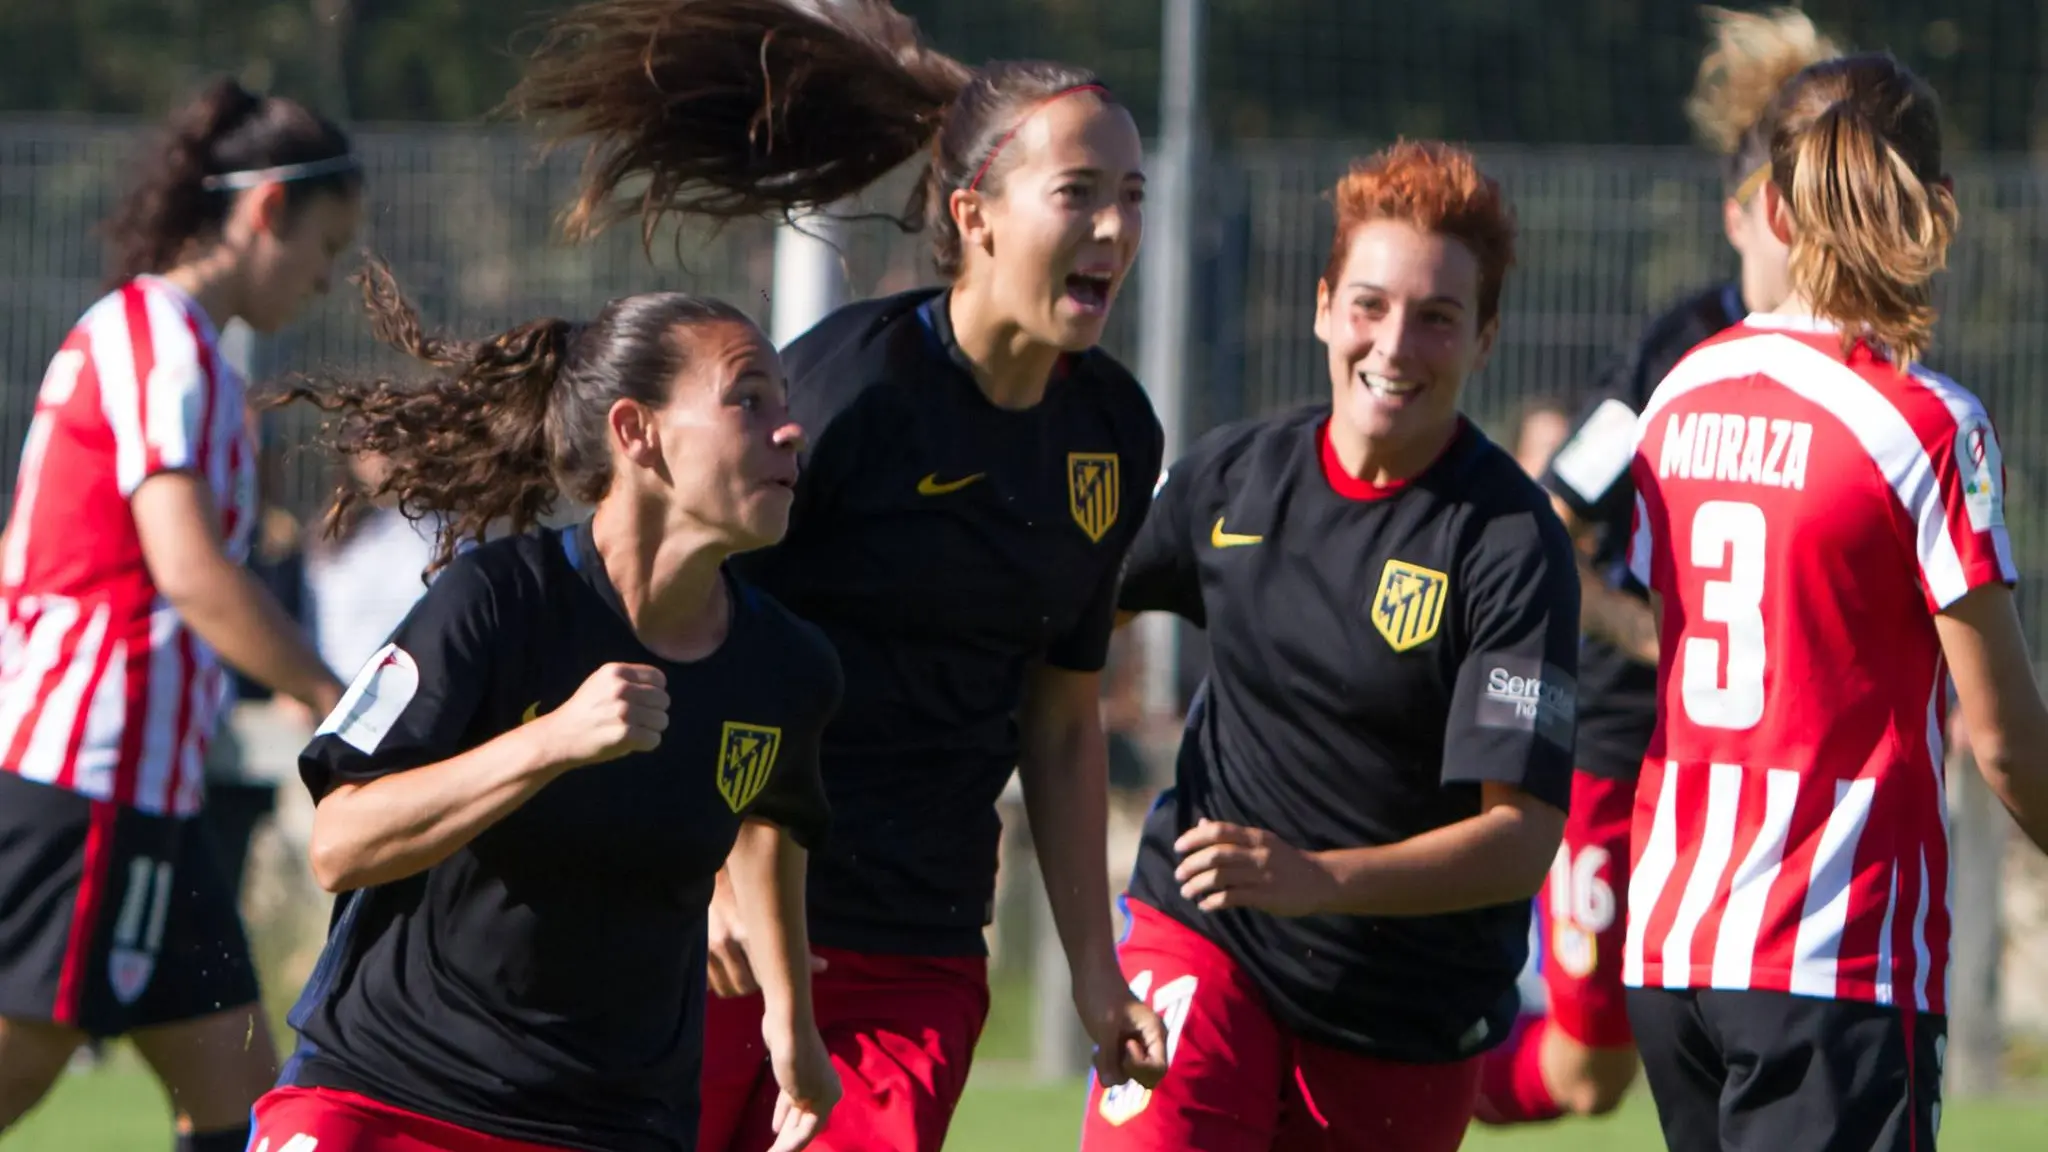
xmin=716 ymin=721 xmax=783 ymax=813
xmin=1068 ymin=452 xmax=1121 ymax=543
xmin=1372 ymin=559 xmax=1449 ymax=652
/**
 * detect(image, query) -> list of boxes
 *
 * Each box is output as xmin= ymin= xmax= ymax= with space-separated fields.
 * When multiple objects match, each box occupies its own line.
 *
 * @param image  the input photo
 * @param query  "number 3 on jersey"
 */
xmin=1682 ymin=499 xmax=1766 ymax=730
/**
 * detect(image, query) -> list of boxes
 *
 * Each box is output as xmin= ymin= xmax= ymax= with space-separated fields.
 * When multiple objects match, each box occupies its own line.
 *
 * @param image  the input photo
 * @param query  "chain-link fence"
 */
xmin=5 ymin=118 xmax=2044 ymax=645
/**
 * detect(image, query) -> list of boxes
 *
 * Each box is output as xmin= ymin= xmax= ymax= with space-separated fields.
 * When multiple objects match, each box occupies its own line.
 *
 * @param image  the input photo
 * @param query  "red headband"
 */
xmin=965 ymin=84 xmax=1109 ymax=193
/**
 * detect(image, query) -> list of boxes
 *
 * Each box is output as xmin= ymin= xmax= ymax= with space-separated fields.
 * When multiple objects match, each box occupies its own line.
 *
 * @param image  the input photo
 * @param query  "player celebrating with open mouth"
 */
xmin=1086 ymin=141 xmax=1579 ymax=1152
xmin=512 ymin=2 xmax=1169 ymax=1148
xmin=248 ymin=264 xmax=842 ymax=1152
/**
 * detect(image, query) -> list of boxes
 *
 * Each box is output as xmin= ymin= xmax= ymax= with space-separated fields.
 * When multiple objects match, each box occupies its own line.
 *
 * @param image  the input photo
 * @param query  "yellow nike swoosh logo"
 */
xmin=522 ymin=701 xmax=541 ymax=724
xmin=918 ymin=472 xmax=986 ymax=496
xmin=1211 ymin=517 xmax=1263 ymax=548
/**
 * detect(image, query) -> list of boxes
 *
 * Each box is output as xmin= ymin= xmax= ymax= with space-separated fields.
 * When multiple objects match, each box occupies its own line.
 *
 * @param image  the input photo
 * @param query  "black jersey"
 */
xmin=731 ymin=288 xmax=1163 ymax=955
xmin=281 ymin=520 xmax=838 ymax=1152
xmin=1119 ymin=409 xmax=1580 ymax=1063
xmin=1542 ymin=283 xmax=1744 ymax=779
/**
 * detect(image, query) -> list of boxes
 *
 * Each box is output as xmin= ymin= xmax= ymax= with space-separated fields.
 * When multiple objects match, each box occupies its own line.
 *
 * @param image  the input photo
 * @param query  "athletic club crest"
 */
xmin=716 ymin=721 xmax=783 ymax=813
xmin=109 ymin=946 xmax=155 ymax=1006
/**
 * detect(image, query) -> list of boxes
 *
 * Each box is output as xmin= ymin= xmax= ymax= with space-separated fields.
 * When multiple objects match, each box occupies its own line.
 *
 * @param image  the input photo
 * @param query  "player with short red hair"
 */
xmin=1082 ymin=140 xmax=1578 ymax=1152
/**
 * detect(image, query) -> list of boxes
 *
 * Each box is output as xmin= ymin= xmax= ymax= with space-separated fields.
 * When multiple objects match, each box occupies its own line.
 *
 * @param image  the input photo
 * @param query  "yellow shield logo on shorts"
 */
xmin=1371 ymin=559 xmax=1449 ymax=652
xmin=1068 ymin=452 xmax=1121 ymax=543
xmin=716 ymin=721 xmax=783 ymax=813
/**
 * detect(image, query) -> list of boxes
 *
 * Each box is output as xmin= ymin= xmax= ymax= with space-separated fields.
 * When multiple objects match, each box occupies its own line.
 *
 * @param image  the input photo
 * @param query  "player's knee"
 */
xmin=0 ymin=1018 xmax=81 ymax=1130
xmin=1552 ymin=1050 xmax=1638 ymax=1117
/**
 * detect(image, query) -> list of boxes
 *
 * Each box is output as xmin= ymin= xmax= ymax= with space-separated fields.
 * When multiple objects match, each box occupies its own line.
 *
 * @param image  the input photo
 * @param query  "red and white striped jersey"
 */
xmin=1622 ymin=314 xmax=2016 ymax=1014
xmin=0 ymin=276 xmax=257 ymax=818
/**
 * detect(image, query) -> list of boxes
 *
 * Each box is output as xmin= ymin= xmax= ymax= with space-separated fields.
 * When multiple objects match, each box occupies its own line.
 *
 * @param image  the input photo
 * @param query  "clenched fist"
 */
xmin=534 ymin=663 xmax=670 ymax=769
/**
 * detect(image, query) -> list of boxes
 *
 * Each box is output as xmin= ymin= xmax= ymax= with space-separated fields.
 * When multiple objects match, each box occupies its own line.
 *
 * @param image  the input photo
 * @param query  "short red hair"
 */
xmin=1322 ymin=140 xmax=1518 ymax=324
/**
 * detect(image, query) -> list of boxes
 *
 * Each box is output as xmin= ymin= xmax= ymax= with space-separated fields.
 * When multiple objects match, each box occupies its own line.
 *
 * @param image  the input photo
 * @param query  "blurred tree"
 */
xmin=0 ymin=0 xmax=2035 ymax=153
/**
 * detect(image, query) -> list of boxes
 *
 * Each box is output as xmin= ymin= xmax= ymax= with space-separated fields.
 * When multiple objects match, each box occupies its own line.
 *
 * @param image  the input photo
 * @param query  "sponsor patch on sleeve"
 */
xmin=1957 ymin=418 xmax=2004 ymax=532
xmin=1475 ymin=654 xmax=1577 ymax=752
xmin=315 ymin=643 xmax=421 ymax=754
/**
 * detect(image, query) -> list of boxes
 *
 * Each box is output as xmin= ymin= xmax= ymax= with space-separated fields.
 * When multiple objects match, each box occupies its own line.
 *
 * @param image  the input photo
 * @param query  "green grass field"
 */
xmin=7 ymin=971 xmax=2047 ymax=1150
xmin=8 ymin=1060 xmax=2048 ymax=1151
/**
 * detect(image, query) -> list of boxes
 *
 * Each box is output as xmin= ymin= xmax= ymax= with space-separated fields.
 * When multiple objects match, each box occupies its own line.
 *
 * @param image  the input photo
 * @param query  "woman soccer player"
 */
xmin=248 ymin=263 xmax=841 ymax=1152
xmin=1084 ymin=141 xmax=1579 ymax=1152
xmin=0 ymin=77 xmax=357 ymax=1151
xmin=512 ymin=2 xmax=1169 ymax=1148
xmin=1476 ymin=5 xmax=1841 ymax=1126
xmin=1624 ymin=53 xmax=2048 ymax=1152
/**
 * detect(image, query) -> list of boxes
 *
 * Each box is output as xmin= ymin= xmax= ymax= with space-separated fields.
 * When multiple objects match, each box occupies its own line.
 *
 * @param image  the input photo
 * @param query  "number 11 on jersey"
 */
xmin=1682 ymin=500 xmax=1767 ymax=730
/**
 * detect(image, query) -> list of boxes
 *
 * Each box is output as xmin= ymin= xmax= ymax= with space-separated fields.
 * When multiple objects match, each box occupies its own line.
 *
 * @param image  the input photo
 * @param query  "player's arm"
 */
xmin=719 ymin=631 xmax=838 ymax=1005
xmin=133 ymin=472 xmax=343 ymax=718
xmin=1178 ymin=508 xmax=1578 ymax=917
xmin=1938 ymin=586 xmax=2048 ymax=854
xmin=305 ymin=564 xmax=667 ymax=891
xmin=1029 ymin=444 xmax=1170 ymax=1088
xmin=1543 ymin=394 xmax=1657 ymax=665
xmin=1114 ymin=437 xmax=1217 ymax=631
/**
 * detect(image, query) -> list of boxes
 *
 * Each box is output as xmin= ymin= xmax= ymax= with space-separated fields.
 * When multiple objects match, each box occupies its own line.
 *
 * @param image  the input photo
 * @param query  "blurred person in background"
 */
xmin=1087 ymin=141 xmax=1576 ymax=1152
xmin=300 ymin=451 xmax=442 ymax=684
xmin=1473 ymin=5 xmax=1841 ymax=1128
xmin=202 ymin=412 xmax=311 ymax=903
xmin=1509 ymin=396 xmax=1571 ymax=479
xmin=1624 ymin=51 xmax=2048 ymax=1152
xmin=0 ymin=77 xmax=354 ymax=1152
xmin=511 ymin=1 xmax=1170 ymax=1147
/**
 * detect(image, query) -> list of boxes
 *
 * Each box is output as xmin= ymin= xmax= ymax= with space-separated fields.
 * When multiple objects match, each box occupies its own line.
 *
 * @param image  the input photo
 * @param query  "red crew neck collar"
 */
xmin=1319 ymin=416 xmax=1466 ymax=501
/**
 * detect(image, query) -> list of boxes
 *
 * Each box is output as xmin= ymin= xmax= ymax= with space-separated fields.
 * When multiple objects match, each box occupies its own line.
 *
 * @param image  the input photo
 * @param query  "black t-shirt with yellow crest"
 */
xmin=282 ymin=518 xmax=837 ymax=1152
xmin=1119 ymin=407 xmax=1579 ymax=1063
xmin=731 ymin=288 xmax=1164 ymax=956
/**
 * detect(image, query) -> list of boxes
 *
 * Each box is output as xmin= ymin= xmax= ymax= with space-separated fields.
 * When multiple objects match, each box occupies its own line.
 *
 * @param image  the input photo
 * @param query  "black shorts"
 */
xmin=0 ymin=771 xmax=260 ymax=1038
xmin=1627 ymin=986 xmax=1944 ymax=1152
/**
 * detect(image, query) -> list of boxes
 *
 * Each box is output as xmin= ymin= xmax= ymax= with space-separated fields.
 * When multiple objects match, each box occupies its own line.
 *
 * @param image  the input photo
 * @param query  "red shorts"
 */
xmin=697 ymin=946 xmax=989 ymax=1152
xmin=249 ymin=1086 xmax=575 ymax=1152
xmin=1079 ymin=901 xmax=1480 ymax=1152
xmin=1538 ymin=769 xmax=1636 ymax=1048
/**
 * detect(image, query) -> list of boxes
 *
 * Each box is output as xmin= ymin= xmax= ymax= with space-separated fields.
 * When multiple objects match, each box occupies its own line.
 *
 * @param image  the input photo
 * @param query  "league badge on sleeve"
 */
xmin=316 ymin=643 xmax=420 ymax=754
xmin=1372 ymin=559 xmax=1449 ymax=652
xmin=1958 ymin=418 xmax=2004 ymax=531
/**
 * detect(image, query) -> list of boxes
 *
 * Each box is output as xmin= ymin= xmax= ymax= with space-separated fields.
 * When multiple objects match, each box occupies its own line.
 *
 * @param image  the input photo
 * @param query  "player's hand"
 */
xmin=764 ymin=1026 xmax=839 ymax=1152
xmin=706 ymin=871 xmax=829 ymax=999
xmin=705 ymin=876 xmax=759 ymax=998
xmin=535 ymin=663 xmax=669 ymax=769
xmin=1174 ymin=819 xmax=1339 ymax=916
xmin=1077 ymin=977 xmax=1168 ymax=1090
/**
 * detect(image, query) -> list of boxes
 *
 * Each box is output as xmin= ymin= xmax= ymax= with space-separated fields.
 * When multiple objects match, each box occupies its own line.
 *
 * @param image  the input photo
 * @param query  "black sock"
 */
xmin=176 ymin=1123 xmax=252 ymax=1152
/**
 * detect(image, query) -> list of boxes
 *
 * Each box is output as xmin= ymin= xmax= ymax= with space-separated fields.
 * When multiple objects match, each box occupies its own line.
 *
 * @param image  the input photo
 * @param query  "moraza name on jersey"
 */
xmin=1657 ymin=411 xmax=1814 ymax=491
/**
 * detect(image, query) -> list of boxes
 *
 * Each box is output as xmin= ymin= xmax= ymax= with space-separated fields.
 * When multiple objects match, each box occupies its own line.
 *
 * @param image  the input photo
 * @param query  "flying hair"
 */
xmin=509 ymin=0 xmax=1116 ymax=276
xmin=267 ymin=258 xmax=753 ymax=575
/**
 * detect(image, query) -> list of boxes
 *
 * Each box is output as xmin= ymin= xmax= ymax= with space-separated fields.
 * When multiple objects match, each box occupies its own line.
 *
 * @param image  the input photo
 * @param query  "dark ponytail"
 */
xmin=511 ymin=0 xmax=1116 ymax=276
xmin=267 ymin=258 xmax=755 ymax=574
xmin=102 ymin=76 xmax=360 ymax=286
